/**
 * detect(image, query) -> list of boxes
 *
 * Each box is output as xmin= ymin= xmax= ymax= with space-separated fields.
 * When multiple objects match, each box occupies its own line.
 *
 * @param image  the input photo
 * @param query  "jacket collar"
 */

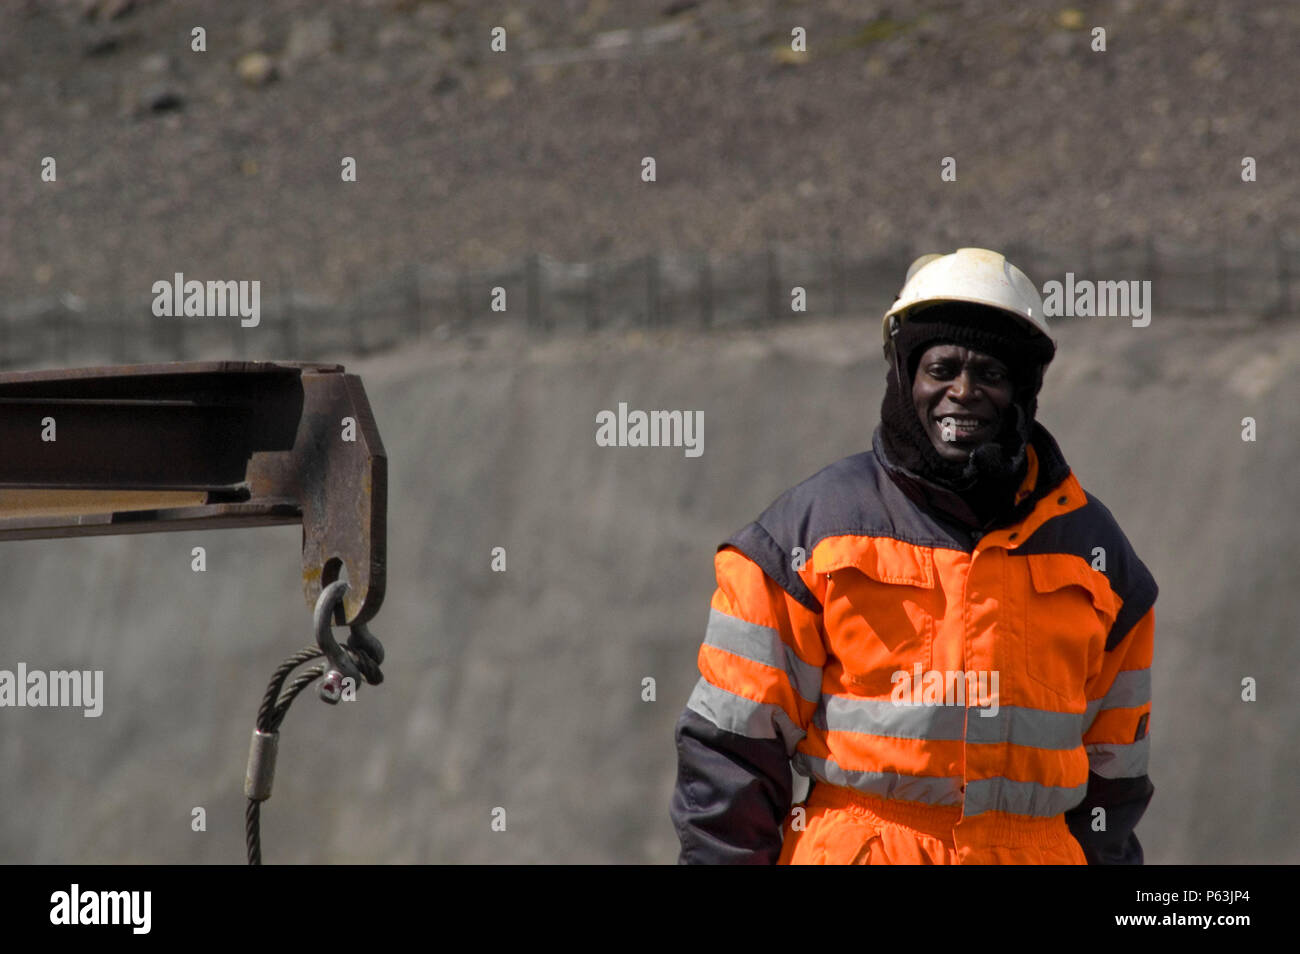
xmin=871 ymin=422 xmax=1072 ymax=533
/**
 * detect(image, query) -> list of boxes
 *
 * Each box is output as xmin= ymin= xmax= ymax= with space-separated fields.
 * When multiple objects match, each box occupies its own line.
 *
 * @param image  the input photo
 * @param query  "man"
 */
xmin=670 ymin=248 xmax=1157 ymax=864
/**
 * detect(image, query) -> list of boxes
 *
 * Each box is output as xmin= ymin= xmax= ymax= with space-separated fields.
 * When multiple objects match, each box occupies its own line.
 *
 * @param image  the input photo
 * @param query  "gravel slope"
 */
xmin=3 ymin=0 xmax=1298 ymax=304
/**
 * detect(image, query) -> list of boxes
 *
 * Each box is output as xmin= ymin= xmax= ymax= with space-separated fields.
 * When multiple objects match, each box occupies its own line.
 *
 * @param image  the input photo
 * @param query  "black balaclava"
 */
xmin=879 ymin=303 xmax=1057 ymax=528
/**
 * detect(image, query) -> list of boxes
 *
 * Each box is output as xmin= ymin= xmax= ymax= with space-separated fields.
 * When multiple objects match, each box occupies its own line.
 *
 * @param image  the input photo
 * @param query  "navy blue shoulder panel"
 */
xmin=1016 ymin=491 xmax=1158 ymax=650
xmin=723 ymin=450 xmax=969 ymax=615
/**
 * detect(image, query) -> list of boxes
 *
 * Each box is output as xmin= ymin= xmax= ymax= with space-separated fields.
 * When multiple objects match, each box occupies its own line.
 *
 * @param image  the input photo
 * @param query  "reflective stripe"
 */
xmin=1086 ymin=737 xmax=1150 ymax=779
xmin=794 ymin=753 xmax=964 ymax=806
xmin=817 ymin=694 xmax=966 ymax=740
xmin=963 ymin=776 xmax=1089 ymax=818
xmin=798 ymin=753 xmax=1087 ymax=817
xmin=703 ymin=608 xmax=822 ymax=704
xmin=964 ymin=705 xmax=1084 ymax=751
xmin=819 ymin=695 xmax=1083 ymax=751
xmin=1085 ymin=668 xmax=1151 ymax=726
xmin=686 ymin=678 xmax=805 ymax=755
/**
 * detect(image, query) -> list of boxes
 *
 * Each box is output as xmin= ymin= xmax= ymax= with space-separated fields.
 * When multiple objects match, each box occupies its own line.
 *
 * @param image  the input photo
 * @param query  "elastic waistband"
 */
xmin=807 ymin=783 xmax=1075 ymax=849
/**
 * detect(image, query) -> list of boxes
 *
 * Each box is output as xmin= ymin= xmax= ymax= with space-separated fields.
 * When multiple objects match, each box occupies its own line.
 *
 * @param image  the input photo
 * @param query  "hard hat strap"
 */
xmin=887 ymin=313 xmax=909 ymax=394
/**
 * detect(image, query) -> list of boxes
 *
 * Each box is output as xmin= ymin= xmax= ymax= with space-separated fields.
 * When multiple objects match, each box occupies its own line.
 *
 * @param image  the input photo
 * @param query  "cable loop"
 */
xmin=245 ymin=588 xmax=386 ymax=864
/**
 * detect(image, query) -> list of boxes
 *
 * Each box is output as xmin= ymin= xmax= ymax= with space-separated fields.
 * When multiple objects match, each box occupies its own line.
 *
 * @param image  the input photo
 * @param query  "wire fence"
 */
xmin=1 ymin=234 xmax=1296 ymax=370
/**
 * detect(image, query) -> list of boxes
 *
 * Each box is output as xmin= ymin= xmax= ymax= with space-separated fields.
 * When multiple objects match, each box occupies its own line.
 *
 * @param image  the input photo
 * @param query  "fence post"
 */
xmin=407 ymin=264 xmax=423 ymax=340
xmin=646 ymin=252 xmax=660 ymax=328
xmin=586 ymin=259 xmax=601 ymax=331
xmin=458 ymin=267 xmax=472 ymax=333
xmin=170 ymin=308 xmax=185 ymax=361
xmin=53 ymin=303 xmax=63 ymax=364
xmin=279 ymin=269 xmax=297 ymax=358
xmin=150 ymin=297 xmax=163 ymax=360
xmin=526 ymin=253 xmax=543 ymax=332
xmin=1276 ymin=228 xmax=1290 ymax=317
xmin=1213 ymin=239 xmax=1226 ymax=314
xmin=765 ymin=242 xmax=780 ymax=324
xmin=699 ymin=252 xmax=713 ymax=329
xmin=350 ymin=273 xmax=365 ymax=354
xmin=1140 ymin=235 xmax=1158 ymax=323
xmin=831 ymin=228 xmax=844 ymax=316
xmin=232 ymin=297 xmax=245 ymax=359
xmin=111 ymin=291 xmax=124 ymax=364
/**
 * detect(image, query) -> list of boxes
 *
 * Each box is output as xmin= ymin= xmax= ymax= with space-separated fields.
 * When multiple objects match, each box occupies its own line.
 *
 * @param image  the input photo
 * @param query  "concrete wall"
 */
xmin=2 ymin=311 xmax=1296 ymax=863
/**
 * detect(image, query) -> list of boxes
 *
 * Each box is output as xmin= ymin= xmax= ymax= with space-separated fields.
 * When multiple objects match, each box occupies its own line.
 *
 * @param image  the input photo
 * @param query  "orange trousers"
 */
xmin=778 ymin=783 xmax=1088 ymax=865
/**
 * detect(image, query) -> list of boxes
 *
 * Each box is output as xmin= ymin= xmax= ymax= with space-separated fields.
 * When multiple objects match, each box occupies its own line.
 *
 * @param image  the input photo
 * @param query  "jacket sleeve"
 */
xmin=1065 ymin=603 xmax=1155 ymax=864
xmin=671 ymin=546 xmax=825 ymax=864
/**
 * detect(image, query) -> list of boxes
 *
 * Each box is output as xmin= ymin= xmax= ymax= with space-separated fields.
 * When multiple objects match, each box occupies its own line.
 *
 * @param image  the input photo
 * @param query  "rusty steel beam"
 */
xmin=0 ymin=361 xmax=386 ymax=625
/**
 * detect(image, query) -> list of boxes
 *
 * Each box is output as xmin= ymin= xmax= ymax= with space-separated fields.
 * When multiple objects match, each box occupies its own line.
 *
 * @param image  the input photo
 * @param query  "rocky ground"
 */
xmin=3 ymin=0 xmax=1298 ymax=306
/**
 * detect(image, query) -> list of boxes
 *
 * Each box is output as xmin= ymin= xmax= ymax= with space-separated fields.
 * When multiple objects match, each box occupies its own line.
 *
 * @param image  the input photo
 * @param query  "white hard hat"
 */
xmin=881 ymin=247 xmax=1052 ymax=347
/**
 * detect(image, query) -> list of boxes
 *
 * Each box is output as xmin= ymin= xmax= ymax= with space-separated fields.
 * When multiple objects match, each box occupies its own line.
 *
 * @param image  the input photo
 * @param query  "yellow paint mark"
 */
xmin=0 ymin=489 xmax=206 ymax=518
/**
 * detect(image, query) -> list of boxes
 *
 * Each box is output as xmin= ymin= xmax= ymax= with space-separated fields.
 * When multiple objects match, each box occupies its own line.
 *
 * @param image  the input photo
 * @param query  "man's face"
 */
xmin=911 ymin=343 xmax=1015 ymax=462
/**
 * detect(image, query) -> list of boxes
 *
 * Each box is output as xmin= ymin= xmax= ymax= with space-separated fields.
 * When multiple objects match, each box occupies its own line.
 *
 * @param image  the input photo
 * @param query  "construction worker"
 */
xmin=670 ymin=248 xmax=1156 ymax=864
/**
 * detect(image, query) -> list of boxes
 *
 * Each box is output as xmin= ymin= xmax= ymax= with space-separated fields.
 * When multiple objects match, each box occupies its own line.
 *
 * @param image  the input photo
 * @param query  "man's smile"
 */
xmin=934 ymin=412 xmax=994 ymax=443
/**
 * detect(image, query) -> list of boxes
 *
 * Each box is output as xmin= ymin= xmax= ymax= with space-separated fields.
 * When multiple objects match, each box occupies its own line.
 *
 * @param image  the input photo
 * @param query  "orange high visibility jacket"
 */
xmin=671 ymin=424 xmax=1156 ymax=864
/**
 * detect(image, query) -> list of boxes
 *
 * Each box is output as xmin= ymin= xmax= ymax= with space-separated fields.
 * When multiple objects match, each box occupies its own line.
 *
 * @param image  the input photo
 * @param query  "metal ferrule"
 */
xmin=244 ymin=729 xmax=279 ymax=801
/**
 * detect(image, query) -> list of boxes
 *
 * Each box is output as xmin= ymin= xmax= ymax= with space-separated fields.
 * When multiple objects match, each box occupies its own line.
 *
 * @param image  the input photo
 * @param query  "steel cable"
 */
xmin=245 ymin=639 xmax=382 ymax=865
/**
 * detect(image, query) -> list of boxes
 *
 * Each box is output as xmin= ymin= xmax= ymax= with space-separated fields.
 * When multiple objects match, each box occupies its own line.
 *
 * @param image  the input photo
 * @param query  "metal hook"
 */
xmin=346 ymin=621 xmax=385 ymax=668
xmin=315 ymin=580 xmax=362 ymax=687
